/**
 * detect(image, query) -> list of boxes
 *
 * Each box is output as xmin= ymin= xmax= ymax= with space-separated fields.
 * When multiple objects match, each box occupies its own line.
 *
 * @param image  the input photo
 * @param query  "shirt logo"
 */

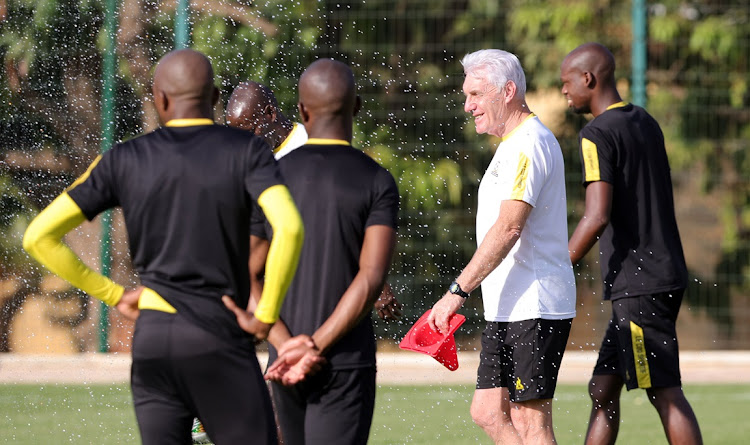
xmin=490 ymin=163 xmax=499 ymax=177
xmin=515 ymin=377 xmax=525 ymax=391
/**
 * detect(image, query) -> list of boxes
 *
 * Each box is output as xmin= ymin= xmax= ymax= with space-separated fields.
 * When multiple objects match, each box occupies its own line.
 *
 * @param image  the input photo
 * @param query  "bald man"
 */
xmin=561 ymin=42 xmax=703 ymax=445
xmin=226 ymin=81 xmax=308 ymax=159
xmin=23 ymin=49 xmax=304 ymax=445
xmin=226 ymin=81 xmax=402 ymax=319
xmin=226 ymin=60 xmax=400 ymax=445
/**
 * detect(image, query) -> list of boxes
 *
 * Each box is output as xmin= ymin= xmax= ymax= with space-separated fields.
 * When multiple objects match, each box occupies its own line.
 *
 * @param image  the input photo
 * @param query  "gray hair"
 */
xmin=460 ymin=49 xmax=527 ymax=97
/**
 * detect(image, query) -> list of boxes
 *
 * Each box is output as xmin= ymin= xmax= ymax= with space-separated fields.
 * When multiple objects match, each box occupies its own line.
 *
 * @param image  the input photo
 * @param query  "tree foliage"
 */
xmin=0 ymin=0 xmax=748 ymax=342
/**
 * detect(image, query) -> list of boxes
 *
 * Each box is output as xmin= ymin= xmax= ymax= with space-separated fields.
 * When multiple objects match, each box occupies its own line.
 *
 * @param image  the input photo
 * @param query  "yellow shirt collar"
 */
xmin=165 ymin=118 xmax=214 ymax=127
xmin=274 ymin=123 xmax=304 ymax=155
xmin=306 ymin=138 xmax=351 ymax=146
xmin=606 ymin=101 xmax=628 ymax=110
xmin=500 ymin=113 xmax=536 ymax=142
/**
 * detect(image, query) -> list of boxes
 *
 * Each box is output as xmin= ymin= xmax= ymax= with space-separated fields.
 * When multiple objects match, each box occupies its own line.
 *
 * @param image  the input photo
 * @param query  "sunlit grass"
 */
xmin=0 ymin=383 xmax=745 ymax=444
xmin=371 ymin=384 xmax=749 ymax=444
xmin=0 ymin=384 xmax=137 ymax=444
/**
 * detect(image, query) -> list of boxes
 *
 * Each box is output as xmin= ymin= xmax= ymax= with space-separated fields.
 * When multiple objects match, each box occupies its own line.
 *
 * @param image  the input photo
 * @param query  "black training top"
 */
xmin=578 ymin=103 xmax=687 ymax=300
xmin=257 ymin=141 xmax=399 ymax=369
xmin=67 ymin=122 xmax=282 ymax=340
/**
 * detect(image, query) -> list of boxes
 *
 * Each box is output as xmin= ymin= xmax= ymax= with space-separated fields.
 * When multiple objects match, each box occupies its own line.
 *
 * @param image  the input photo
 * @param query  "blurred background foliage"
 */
xmin=0 ymin=0 xmax=748 ymax=349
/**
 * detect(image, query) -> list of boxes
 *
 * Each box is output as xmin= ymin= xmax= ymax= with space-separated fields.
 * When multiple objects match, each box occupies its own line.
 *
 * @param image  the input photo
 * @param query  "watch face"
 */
xmin=449 ymin=282 xmax=459 ymax=293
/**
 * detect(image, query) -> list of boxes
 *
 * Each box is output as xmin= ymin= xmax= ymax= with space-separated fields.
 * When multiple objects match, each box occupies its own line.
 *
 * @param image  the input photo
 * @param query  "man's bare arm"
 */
xmin=429 ymin=199 xmax=532 ymax=332
xmin=568 ymin=181 xmax=612 ymax=265
xmin=312 ymin=225 xmax=396 ymax=355
xmin=248 ymin=234 xmax=270 ymax=308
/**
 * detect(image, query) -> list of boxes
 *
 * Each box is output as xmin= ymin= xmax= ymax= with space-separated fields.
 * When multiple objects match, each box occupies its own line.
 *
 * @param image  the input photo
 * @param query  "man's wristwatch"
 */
xmin=448 ymin=281 xmax=470 ymax=299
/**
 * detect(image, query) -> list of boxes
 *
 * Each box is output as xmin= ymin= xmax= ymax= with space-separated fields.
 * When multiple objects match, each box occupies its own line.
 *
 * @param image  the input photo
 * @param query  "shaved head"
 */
xmin=297 ymin=59 xmax=359 ymax=141
xmin=225 ymin=81 xmax=293 ymax=148
xmin=226 ymin=81 xmax=277 ymax=130
xmin=299 ymin=59 xmax=357 ymax=118
xmin=560 ymin=42 xmax=621 ymax=117
xmin=152 ymin=49 xmax=218 ymax=123
xmin=561 ymin=42 xmax=616 ymax=88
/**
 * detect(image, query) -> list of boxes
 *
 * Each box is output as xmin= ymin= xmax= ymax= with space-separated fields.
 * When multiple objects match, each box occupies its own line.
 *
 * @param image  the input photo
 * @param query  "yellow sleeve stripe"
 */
xmin=581 ymin=138 xmax=601 ymax=182
xmin=66 ymin=155 xmax=102 ymax=193
xmin=138 ymin=287 xmax=177 ymax=313
xmin=509 ymin=152 xmax=530 ymax=200
xmin=630 ymin=321 xmax=652 ymax=388
xmin=253 ymin=184 xmax=304 ymax=323
xmin=23 ymin=192 xmax=124 ymax=306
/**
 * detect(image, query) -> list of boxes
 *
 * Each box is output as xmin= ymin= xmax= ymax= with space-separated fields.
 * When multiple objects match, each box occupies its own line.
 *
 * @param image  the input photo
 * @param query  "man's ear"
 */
xmin=353 ymin=95 xmax=362 ymax=117
xmin=503 ymin=81 xmax=517 ymax=104
xmin=583 ymin=72 xmax=597 ymax=89
xmin=264 ymin=104 xmax=275 ymax=119
xmin=154 ymin=88 xmax=168 ymax=115
xmin=211 ymin=86 xmax=220 ymax=106
xmin=297 ymin=102 xmax=310 ymax=123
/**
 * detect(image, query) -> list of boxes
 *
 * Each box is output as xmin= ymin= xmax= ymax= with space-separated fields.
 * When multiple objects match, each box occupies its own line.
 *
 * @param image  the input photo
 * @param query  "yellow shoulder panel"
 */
xmin=581 ymin=138 xmax=601 ymax=182
xmin=509 ymin=152 xmax=530 ymax=200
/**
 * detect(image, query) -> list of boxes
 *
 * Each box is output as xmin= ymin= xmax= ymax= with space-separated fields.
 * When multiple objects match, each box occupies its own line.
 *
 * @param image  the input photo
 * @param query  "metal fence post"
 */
xmin=98 ymin=0 xmax=119 ymax=353
xmin=632 ymin=0 xmax=648 ymax=108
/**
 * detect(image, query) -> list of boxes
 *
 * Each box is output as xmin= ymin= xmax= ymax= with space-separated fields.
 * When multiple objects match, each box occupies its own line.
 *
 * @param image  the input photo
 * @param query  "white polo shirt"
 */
xmin=274 ymin=123 xmax=308 ymax=159
xmin=476 ymin=114 xmax=576 ymax=322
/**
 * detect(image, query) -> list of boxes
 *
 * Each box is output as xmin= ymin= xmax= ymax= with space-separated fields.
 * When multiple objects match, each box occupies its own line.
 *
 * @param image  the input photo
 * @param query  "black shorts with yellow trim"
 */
xmin=593 ymin=289 xmax=684 ymax=390
xmin=476 ymin=318 xmax=572 ymax=402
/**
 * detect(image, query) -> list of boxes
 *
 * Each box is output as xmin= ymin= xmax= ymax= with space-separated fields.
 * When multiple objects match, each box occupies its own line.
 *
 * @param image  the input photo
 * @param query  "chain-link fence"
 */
xmin=1 ymin=0 xmax=748 ymax=351
xmin=297 ymin=0 xmax=750 ymax=349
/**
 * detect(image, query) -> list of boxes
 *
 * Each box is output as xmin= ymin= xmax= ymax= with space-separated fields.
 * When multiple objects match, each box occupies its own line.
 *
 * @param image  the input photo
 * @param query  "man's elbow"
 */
xmin=502 ymin=226 xmax=523 ymax=244
xmin=582 ymin=210 xmax=609 ymax=232
xmin=360 ymin=259 xmax=391 ymax=291
xmin=288 ymin=216 xmax=305 ymax=245
xmin=22 ymin=221 xmax=43 ymax=258
xmin=275 ymin=215 xmax=305 ymax=248
xmin=362 ymin=270 xmax=388 ymax=304
xmin=592 ymin=214 xmax=610 ymax=233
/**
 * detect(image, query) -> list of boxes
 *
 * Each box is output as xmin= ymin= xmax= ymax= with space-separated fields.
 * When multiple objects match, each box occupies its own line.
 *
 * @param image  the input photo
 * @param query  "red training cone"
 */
xmin=399 ymin=309 xmax=466 ymax=371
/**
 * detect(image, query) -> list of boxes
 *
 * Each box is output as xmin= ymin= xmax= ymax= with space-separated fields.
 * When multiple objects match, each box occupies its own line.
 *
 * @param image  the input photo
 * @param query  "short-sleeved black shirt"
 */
xmin=259 ymin=142 xmax=399 ymax=369
xmin=578 ymin=103 xmax=687 ymax=300
xmin=67 ymin=123 xmax=282 ymax=340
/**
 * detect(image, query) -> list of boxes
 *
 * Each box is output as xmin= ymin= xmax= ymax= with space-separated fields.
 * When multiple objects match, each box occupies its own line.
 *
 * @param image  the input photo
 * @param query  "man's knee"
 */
xmin=508 ymin=399 xmax=554 ymax=440
xmin=588 ymin=375 xmax=622 ymax=408
xmin=646 ymin=386 xmax=687 ymax=410
xmin=470 ymin=390 xmax=511 ymax=432
xmin=470 ymin=400 xmax=502 ymax=429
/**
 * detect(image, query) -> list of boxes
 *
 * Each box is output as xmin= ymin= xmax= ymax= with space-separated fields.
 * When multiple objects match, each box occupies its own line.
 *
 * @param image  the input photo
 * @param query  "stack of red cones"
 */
xmin=399 ymin=309 xmax=466 ymax=371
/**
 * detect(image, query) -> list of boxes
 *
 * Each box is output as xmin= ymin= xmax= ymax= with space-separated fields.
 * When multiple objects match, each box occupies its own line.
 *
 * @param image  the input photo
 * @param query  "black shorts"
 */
xmin=476 ymin=318 xmax=572 ymax=402
xmin=271 ymin=366 xmax=376 ymax=445
xmin=131 ymin=310 xmax=277 ymax=445
xmin=593 ymin=290 xmax=684 ymax=390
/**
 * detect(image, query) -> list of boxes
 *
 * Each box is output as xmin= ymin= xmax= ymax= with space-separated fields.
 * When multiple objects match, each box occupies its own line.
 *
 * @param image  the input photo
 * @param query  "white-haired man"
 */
xmin=429 ymin=49 xmax=576 ymax=444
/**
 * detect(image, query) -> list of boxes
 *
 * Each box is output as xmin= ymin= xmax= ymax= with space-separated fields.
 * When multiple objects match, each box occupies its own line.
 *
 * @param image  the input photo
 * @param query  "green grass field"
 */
xmin=0 ymin=383 xmax=746 ymax=444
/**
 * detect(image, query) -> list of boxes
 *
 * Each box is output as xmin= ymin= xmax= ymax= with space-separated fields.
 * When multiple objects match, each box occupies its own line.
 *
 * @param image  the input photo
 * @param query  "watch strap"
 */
xmin=449 ymin=281 xmax=470 ymax=299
